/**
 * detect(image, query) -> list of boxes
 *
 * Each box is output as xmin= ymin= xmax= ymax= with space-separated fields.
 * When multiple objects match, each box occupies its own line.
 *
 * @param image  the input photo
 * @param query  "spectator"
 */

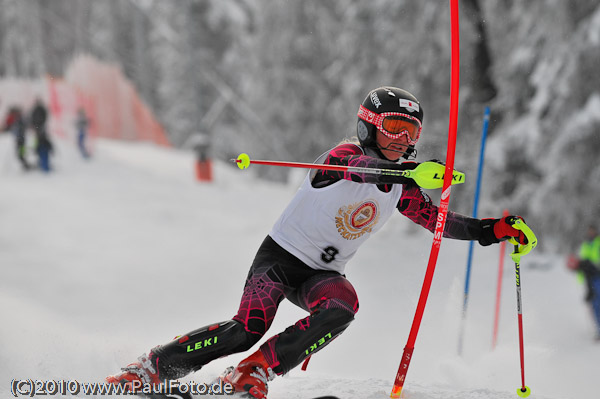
xmin=29 ymin=98 xmax=53 ymax=172
xmin=5 ymin=107 xmax=30 ymax=171
xmin=30 ymin=97 xmax=48 ymax=136
xmin=75 ymin=108 xmax=91 ymax=159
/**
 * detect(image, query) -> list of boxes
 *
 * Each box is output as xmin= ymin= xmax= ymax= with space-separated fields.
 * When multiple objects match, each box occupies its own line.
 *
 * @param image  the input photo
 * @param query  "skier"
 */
xmin=107 ymin=87 xmax=530 ymax=398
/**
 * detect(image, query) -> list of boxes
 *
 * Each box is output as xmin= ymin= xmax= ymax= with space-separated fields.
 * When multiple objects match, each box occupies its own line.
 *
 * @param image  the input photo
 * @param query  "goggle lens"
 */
xmin=381 ymin=116 xmax=420 ymax=142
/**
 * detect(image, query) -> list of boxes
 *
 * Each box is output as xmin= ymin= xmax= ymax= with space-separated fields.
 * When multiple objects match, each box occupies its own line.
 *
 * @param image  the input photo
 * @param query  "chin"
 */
xmin=383 ymin=153 xmax=401 ymax=162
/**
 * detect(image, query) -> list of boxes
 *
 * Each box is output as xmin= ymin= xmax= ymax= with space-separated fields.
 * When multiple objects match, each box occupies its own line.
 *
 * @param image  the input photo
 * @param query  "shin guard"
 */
xmin=151 ymin=320 xmax=258 ymax=379
xmin=260 ymin=307 xmax=354 ymax=375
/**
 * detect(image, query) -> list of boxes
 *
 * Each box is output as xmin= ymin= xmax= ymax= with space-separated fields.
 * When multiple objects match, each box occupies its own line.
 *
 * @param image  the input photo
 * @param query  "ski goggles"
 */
xmin=358 ymin=105 xmax=422 ymax=145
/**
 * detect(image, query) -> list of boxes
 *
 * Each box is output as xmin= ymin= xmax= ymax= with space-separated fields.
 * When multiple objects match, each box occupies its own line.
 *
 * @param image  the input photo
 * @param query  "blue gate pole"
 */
xmin=457 ymin=106 xmax=490 ymax=355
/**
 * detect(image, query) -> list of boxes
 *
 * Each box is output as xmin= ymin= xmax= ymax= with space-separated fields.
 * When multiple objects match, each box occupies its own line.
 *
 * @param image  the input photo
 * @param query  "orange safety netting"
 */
xmin=1 ymin=54 xmax=170 ymax=148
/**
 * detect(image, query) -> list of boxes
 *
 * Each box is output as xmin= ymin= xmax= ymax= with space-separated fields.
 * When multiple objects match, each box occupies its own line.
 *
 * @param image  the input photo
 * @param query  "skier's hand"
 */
xmin=478 ymin=216 xmax=528 ymax=246
xmin=378 ymin=161 xmax=419 ymax=185
xmin=395 ymin=161 xmax=419 ymax=171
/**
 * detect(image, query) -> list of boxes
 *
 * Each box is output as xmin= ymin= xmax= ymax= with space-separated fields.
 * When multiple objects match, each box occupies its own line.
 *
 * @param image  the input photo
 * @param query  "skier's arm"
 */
xmin=312 ymin=143 xmax=416 ymax=187
xmin=397 ymin=184 xmax=483 ymax=240
xmin=397 ymin=184 xmax=529 ymax=245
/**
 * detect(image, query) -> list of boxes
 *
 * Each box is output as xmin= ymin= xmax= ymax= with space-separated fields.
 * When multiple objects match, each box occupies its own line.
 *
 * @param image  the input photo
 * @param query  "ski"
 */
xmin=125 ymin=380 xmax=340 ymax=399
xmin=135 ymin=392 xmax=339 ymax=399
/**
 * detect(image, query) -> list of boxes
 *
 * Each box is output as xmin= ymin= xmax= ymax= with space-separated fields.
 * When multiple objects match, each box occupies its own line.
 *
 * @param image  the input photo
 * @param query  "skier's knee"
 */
xmin=305 ymin=275 xmax=359 ymax=316
xmin=319 ymin=306 xmax=355 ymax=331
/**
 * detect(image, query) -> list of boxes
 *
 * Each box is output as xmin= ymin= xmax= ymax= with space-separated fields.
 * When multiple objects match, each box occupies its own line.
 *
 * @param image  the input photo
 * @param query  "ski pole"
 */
xmin=234 ymin=153 xmax=465 ymax=190
xmin=507 ymin=217 xmax=537 ymax=398
xmin=391 ymin=0 xmax=460 ymax=397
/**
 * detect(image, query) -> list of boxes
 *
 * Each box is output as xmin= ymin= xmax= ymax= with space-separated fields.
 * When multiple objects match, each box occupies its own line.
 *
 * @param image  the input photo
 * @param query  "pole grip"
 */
xmin=508 ymin=219 xmax=538 ymax=262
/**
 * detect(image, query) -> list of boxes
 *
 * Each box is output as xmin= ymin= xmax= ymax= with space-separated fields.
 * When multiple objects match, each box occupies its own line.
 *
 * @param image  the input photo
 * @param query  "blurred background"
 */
xmin=1 ymin=0 xmax=599 ymax=251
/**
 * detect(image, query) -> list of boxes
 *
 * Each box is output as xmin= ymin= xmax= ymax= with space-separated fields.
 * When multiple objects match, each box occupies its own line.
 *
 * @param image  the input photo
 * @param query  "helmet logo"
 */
xmin=370 ymin=92 xmax=382 ymax=108
xmin=400 ymin=99 xmax=419 ymax=113
xmin=357 ymin=121 xmax=369 ymax=141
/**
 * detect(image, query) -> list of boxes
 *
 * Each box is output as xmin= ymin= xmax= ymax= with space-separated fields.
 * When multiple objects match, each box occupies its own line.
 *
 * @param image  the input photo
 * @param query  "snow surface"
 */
xmin=1 ymin=135 xmax=599 ymax=399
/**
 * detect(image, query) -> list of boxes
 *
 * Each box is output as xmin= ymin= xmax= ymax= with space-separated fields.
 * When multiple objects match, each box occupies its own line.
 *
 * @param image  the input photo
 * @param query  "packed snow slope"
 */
xmin=1 ymin=135 xmax=598 ymax=399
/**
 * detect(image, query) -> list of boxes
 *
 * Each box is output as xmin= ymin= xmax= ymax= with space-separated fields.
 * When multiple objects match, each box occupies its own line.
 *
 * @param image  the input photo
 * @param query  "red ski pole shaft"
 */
xmin=390 ymin=1 xmax=460 ymax=397
xmin=241 ymin=158 xmax=388 ymax=175
xmin=514 ymin=245 xmax=528 ymax=393
xmin=508 ymin=218 xmax=537 ymax=398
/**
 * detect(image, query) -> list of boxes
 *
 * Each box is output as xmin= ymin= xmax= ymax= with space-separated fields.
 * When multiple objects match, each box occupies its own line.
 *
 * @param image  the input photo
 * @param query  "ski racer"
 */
xmin=107 ymin=86 xmax=530 ymax=398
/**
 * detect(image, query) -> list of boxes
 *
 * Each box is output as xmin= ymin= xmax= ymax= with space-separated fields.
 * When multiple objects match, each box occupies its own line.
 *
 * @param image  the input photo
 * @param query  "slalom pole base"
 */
xmin=390 ymin=386 xmax=403 ymax=399
xmin=517 ymin=386 xmax=531 ymax=397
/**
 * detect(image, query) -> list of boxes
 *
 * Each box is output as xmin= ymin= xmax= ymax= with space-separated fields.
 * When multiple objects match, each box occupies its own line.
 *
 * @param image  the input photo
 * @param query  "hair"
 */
xmin=337 ymin=136 xmax=360 ymax=146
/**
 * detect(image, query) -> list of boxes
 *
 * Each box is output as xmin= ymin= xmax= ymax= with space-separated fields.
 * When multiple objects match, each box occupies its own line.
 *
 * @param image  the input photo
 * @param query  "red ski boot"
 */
xmin=106 ymin=352 xmax=161 ymax=391
xmin=221 ymin=350 xmax=275 ymax=399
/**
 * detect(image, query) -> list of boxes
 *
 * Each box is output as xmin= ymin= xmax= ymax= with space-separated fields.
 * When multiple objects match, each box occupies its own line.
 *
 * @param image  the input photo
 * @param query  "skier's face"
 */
xmin=375 ymin=128 xmax=410 ymax=162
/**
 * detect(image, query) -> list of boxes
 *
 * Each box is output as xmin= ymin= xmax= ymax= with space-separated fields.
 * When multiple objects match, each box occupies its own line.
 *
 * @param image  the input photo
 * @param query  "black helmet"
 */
xmin=357 ymin=86 xmax=424 ymax=159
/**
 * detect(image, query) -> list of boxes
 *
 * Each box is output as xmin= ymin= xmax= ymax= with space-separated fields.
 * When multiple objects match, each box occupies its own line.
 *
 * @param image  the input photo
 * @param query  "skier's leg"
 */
xmin=78 ymin=131 xmax=89 ymax=158
xmin=259 ymin=273 xmax=359 ymax=375
xmin=579 ymin=260 xmax=596 ymax=301
xmin=220 ymin=239 xmax=349 ymax=397
xmin=127 ymin=236 xmax=297 ymax=381
xmin=40 ymin=149 xmax=50 ymax=172
xmin=17 ymin=144 xmax=29 ymax=170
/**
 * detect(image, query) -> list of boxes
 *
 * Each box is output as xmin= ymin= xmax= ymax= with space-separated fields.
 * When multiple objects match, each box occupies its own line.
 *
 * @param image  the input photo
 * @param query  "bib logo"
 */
xmin=336 ymin=200 xmax=380 ymax=240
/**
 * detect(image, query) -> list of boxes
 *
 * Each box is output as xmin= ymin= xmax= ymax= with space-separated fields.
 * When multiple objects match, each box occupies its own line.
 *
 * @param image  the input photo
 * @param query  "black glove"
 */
xmin=479 ymin=215 xmax=528 ymax=246
xmin=379 ymin=161 xmax=419 ymax=184
xmin=394 ymin=161 xmax=419 ymax=171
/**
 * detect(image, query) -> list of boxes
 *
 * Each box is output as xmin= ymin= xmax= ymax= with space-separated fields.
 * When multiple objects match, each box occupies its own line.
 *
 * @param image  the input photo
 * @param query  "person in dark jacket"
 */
xmin=30 ymin=98 xmax=48 ymax=136
xmin=5 ymin=107 xmax=30 ymax=170
xmin=29 ymin=98 xmax=53 ymax=172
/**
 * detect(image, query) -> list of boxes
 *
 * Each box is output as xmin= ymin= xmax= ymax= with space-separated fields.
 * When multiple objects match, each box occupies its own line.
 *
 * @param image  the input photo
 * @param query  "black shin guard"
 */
xmin=152 ymin=320 xmax=258 ymax=379
xmin=264 ymin=307 xmax=354 ymax=375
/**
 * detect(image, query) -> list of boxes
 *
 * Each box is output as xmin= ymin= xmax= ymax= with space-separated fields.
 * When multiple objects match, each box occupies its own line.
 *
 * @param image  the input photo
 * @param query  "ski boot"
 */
xmin=221 ymin=350 xmax=275 ymax=399
xmin=106 ymin=352 xmax=161 ymax=391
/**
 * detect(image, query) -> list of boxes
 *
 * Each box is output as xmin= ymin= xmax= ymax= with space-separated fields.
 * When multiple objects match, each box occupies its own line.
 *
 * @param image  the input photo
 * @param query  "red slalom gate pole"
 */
xmin=390 ymin=1 xmax=460 ymax=397
xmin=492 ymin=209 xmax=509 ymax=350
